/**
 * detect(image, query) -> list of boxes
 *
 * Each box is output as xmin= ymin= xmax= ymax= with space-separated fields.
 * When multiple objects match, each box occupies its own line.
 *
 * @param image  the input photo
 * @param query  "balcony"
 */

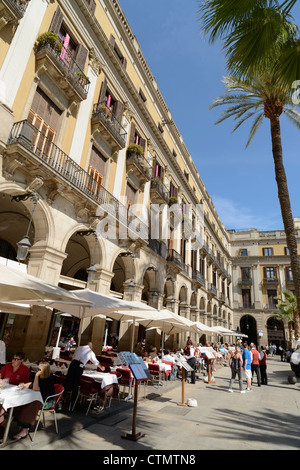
xmin=208 ymin=283 xmax=217 ymax=296
xmin=0 ymin=0 xmax=30 ymax=29
xmin=148 ymin=239 xmax=167 ymax=259
xmin=6 ymin=120 xmax=148 ymax=240
xmin=126 ymin=148 xmax=151 ymax=186
xmin=238 ymin=277 xmax=253 ymax=285
xmin=34 ymin=37 xmax=90 ymax=105
xmin=150 ymin=178 xmax=169 ymax=204
xmin=263 ymin=277 xmax=279 ymax=285
xmin=167 ymin=249 xmax=185 ymax=272
xmin=192 ymin=269 xmax=205 ymax=288
xmin=91 ymin=101 xmax=127 ymax=152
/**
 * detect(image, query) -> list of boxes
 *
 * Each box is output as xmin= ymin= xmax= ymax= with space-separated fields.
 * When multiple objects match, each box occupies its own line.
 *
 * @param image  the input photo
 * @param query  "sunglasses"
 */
xmin=12 ymin=357 xmax=22 ymax=361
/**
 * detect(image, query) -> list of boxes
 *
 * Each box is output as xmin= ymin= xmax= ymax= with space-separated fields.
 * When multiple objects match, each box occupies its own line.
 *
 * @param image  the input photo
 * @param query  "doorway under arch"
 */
xmin=240 ymin=315 xmax=257 ymax=345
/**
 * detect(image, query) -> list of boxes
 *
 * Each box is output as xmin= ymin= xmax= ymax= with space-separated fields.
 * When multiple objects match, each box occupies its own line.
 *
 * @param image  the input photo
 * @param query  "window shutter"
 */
xmin=49 ymin=7 xmax=64 ymax=34
xmin=129 ymin=122 xmax=136 ymax=144
xmin=109 ymin=34 xmax=116 ymax=48
xmin=139 ymin=137 xmax=146 ymax=153
xmin=99 ymin=77 xmax=107 ymax=104
xmin=113 ymin=100 xmax=124 ymax=124
xmin=75 ymin=44 xmax=88 ymax=72
xmin=152 ymin=157 xmax=157 ymax=177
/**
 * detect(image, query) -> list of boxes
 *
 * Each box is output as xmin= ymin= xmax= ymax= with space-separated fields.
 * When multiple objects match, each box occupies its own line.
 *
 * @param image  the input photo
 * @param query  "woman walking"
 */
xmin=228 ymin=346 xmax=245 ymax=394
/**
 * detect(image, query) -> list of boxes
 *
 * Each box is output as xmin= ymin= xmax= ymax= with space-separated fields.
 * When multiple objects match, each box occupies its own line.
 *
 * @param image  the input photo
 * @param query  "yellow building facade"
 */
xmin=0 ymin=0 xmax=294 ymax=360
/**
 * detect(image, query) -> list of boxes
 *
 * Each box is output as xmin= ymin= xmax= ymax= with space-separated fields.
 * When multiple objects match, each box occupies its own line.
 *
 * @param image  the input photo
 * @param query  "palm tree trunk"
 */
xmin=269 ymin=115 xmax=300 ymax=340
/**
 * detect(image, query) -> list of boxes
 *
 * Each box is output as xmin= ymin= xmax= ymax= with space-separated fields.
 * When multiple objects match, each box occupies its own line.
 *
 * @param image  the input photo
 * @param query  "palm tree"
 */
xmin=210 ymin=73 xmax=300 ymax=339
xmin=275 ymin=290 xmax=296 ymax=347
xmin=198 ymin=0 xmax=300 ymax=86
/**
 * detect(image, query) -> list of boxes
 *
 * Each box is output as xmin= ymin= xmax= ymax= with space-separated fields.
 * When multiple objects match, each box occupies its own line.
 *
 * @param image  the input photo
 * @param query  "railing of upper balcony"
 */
xmin=126 ymin=149 xmax=151 ymax=181
xmin=35 ymin=38 xmax=90 ymax=96
xmin=5 ymin=0 xmax=31 ymax=18
xmin=150 ymin=178 xmax=169 ymax=203
xmin=7 ymin=120 xmax=148 ymax=237
xmin=92 ymin=101 xmax=127 ymax=146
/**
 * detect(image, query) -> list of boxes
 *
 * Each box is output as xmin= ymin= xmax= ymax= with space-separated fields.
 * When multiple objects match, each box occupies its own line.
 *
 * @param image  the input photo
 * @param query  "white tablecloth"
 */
xmin=82 ymin=371 xmax=118 ymax=389
xmin=0 ymin=385 xmax=43 ymax=411
xmin=148 ymin=362 xmax=172 ymax=373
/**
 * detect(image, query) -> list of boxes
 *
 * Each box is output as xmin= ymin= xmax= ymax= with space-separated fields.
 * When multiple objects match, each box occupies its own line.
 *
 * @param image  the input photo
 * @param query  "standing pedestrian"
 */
xmin=241 ymin=342 xmax=252 ymax=392
xmin=64 ymin=342 xmax=105 ymax=410
xmin=259 ymin=346 xmax=268 ymax=385
xmin=228 ymin=345 xmax=245 ymax=393
xmin=250 ymin=344 xmax=261 ymax=387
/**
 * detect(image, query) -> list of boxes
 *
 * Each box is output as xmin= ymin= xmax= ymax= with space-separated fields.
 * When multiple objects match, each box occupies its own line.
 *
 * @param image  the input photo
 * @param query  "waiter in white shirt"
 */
xmin=65 ymin=342 xmax=104 ymax=410
xmin=185 ymin=344 xmax=196 ymax=384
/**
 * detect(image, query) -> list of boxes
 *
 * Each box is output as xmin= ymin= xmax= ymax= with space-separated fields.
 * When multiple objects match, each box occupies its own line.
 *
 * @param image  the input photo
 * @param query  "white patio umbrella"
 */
xmin=210 ymin=326 xmax=248 ymax=338
xmin=195 ymin=321 xmax=216 ymax=335
xmin=126 ymin=309 xmax=199 ymax=352
xmin=50 ymin=288 xmax=157 ymax=318
xmin=0 ymin=264 xmax=93 ymax=306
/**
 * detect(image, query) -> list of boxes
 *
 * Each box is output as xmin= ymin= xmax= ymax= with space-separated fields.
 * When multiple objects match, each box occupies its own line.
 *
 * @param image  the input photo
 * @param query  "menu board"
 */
xmin=117 ymin=352 xmax=152 ymax=380
xmin=199 ymin=347 xmax=216 ymax=359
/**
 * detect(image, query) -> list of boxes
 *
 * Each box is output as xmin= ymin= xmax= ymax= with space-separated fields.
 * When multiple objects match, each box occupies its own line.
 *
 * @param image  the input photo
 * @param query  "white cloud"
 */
xmin=211 ymin=195 xmax=282 ymax=231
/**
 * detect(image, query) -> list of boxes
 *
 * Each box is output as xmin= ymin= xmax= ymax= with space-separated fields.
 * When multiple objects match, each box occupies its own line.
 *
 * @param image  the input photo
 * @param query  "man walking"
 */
xmin=250 ymin=343 xmax=261 ymax=387
xmin=242 ymin=342 xmax=252 ymax=392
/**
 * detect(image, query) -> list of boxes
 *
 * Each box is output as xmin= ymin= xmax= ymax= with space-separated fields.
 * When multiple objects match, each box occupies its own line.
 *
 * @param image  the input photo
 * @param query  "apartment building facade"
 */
xmin=230 ymin=226 xmax=300 ymax=347
xmin=0 ymin=0 xmax=293 ymax=360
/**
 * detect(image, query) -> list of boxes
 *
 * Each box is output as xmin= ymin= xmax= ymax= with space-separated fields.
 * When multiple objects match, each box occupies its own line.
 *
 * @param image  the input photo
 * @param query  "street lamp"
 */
xmin=11 ymin=192 xmax=39 ymax=263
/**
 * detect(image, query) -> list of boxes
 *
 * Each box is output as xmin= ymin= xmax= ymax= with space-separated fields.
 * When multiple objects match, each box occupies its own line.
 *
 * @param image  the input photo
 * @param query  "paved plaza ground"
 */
xmin=2 ymin=355 xmax=300 ymax=454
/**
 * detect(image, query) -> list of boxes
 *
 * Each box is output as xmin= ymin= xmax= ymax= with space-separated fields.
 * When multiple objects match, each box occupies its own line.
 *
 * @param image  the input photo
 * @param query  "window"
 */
xmin=109 ymin=35 xmax=127 ymax=70
xmin=139 ymin=88 xmax=147 ymax=104
xmin=267 ymin=290 xmax=277 ymax=308
xmin=126 ymin=182 xmax=137 ymax=209
xmin=264 ymin=266 xmax=277 ymax=280
xmin=242 ymin=289 xmax=251 ymax=308
xmin=28 ymin=87 xmax=62 ymax=155
xmin=58 ymin=25 xmax=77 ymax=67
xmin=152 ymin=157 xmax=165 ymax=181
xmin=286 ymin=266 xmax=293 ymax=281
xmin=284 ymin=247 xmax=290 ymax=255
xmin=89 ymin=146 xmax=107 ymax=182
xmin=241 ymin=267 xmax=251 ymax=279
xmin=158 ymin=122 xmax=164 ymax=134
xmin=184 ymin=170 xmax=189 ymax=182
xmin=263 ymin=247 xmax=273 ymax=256
xmin=239 ymin=249 xmax=248 ymax=256
xmin=169 ymin=181 xmax=178 ymax=199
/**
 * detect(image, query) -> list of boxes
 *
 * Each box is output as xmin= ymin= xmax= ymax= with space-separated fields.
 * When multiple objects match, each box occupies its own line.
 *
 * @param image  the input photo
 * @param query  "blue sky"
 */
xmin=118 ymin=0 xmax=300 ymax=231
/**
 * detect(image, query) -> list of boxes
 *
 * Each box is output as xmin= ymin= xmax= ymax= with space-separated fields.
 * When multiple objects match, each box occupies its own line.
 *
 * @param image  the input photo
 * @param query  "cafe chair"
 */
xmin=71 ymin=376 xmax=99 ymax=415
xmin=148 ymin=363 xmax=164 ymax=386
xmin=31 ymin=384 xmax=64 ymax=442
xmin=162 ymin=360 xmax=174 ymax=380
xmin=96 ymin=383 xmax=120 ymax=412
xmin=116 ymin=368 xmax=134 ymax=399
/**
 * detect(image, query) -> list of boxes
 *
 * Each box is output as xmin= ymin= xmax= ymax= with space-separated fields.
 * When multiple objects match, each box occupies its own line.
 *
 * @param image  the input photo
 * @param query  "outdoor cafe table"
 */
xmin=82 ymin=370 xmax=118 ymax=389
xmin=0 ymin=384 xmax=43 ymax=446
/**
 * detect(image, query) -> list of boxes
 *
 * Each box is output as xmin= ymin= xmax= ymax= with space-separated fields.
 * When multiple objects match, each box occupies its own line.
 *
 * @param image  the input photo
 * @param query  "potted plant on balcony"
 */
xmin=151 ymin=176 xmax=163 ymax=187
xmin=77 ymin=72 xmax=90 ymax=87
xmin=36 ymin=32 xmax=62 ymax=53
xmin=127 ymin=143 xmax=143 ymax=156
xmin=168 ymin=196 xmax=178 ymax=206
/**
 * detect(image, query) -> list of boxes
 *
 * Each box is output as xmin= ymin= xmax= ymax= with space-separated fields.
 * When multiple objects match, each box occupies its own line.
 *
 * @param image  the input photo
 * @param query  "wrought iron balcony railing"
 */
xmin=7 ymin=120 xmax=148 ymax=238
xmin=3 ymin=0 xmax=30 ymax=19
xmin=92 ymin=101 xmax=127 ymax=148
xmin=35 ymin=39 xmax=90 ymax=98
